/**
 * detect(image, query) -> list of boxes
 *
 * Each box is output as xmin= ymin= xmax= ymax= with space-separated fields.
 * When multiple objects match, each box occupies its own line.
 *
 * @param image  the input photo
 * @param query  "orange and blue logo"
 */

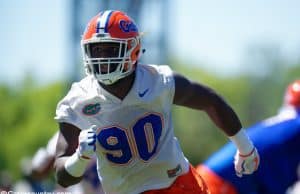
xmin=82 ymin=103 xmax=101 ymax=115
xmin=119 ymin=20 xmax=138 ymax=33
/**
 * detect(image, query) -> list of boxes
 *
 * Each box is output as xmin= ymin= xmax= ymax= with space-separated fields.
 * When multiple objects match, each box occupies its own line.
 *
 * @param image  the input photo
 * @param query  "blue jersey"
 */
xmin=204 ymin=109 xmax=300 ymax=194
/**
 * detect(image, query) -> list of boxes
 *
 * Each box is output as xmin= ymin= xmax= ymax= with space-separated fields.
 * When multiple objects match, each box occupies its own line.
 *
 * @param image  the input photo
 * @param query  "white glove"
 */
xmin=234 ymin=147 xmax=260 ymax=177
xmin=77 ymin=125 xmax=97 ymax=159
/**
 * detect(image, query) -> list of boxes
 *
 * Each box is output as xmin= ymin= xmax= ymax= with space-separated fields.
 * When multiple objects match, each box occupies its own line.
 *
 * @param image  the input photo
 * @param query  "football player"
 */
xmin=196 ymin=80 xmax=300 ymax=194
xmin=54 ymin=10 xmax=259 ymax=194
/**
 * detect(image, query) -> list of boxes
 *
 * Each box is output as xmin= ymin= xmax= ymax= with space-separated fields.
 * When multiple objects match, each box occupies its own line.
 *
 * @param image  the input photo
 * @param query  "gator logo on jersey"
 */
xmin=119 ymin=20 xmax=138 ymax=33
xmin=82 ymin=103 xmax=101 ymax=115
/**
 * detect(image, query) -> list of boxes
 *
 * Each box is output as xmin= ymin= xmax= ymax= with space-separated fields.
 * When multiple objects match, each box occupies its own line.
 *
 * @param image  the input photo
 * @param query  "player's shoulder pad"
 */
xmin=56 ymin=76 xmax=94 ymax=109
xmin=66 ymin=76 xmax=94 ymax=99
xmin=142 ymin=64 xmax=173 ymax=78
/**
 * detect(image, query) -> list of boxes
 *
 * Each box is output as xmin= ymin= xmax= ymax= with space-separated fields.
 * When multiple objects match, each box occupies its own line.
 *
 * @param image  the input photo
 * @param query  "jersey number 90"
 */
xmin=97 ymin=113 xmax=163 ymax=164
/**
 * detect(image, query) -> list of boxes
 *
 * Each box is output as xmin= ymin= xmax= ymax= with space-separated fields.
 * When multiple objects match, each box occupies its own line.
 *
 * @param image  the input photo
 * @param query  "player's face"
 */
xmin=89 ymin=42 xmax=124 ymax=73
xmin=90 ymin=42 xmax=120 ymax=58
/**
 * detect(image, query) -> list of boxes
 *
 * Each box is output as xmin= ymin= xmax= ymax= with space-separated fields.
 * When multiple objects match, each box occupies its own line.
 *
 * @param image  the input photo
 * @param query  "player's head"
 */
xmin=81 ymin=10 xmax=142 ymax=85
xmin=284 ymin=80 xmax=300 ymax=108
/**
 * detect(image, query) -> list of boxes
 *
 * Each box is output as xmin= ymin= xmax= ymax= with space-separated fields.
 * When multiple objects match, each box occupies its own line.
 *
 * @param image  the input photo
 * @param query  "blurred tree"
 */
xmin=0 ymin=78 xmax=66 ymax=179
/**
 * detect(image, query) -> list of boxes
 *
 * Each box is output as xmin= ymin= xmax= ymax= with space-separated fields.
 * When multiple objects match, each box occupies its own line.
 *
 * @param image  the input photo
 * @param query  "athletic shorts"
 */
xmin=196 ymin=164 xmax=237 ymax=194
xmin=143 ymin=165 xmax=209 ymax=194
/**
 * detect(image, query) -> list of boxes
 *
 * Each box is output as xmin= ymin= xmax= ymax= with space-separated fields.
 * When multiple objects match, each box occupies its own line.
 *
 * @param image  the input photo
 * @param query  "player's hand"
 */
xmin=234 ymin=147 xmax=260 ymax=177
xmin=77 ymin=125 xmax=97 ymax=160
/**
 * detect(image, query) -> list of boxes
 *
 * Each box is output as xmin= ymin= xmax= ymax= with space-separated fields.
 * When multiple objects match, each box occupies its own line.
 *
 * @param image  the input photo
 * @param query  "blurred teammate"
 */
xmin=196 ymin=80 xmax=300 ymax=194
xmin=0 ymin=171 xmax=13 ymax=192
xmin=30 ymin=132 xmax=104 ymax=194
xmin=54 ymin=10 xmax=259 ymax=194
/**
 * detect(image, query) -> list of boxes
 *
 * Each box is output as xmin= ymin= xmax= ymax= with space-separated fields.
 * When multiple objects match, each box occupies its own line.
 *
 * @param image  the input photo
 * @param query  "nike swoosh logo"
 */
xmin=138 ymin=88 xmax=149 ymax=97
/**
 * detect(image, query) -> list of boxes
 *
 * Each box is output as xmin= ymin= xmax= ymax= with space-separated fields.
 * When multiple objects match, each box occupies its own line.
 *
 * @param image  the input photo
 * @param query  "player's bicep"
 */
xmin=173 ymin=74 xmax=194 ymax=104
xmin=173 ymin=73 xmax=216 ymax=109
xmin=55 ymin=122 xmax=81 ymax=158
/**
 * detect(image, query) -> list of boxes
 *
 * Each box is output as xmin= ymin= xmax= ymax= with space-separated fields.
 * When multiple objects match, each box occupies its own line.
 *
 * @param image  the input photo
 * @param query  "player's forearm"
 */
xmin=204 ymin=95 xmax=242 ymax=136
xmin=54 ymin=156 xmax=84 ymax=187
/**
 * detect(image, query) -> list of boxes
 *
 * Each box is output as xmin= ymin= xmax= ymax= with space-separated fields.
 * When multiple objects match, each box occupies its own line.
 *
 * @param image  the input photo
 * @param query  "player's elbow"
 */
xmin=208 ymin=89 xmax=230 ymax=108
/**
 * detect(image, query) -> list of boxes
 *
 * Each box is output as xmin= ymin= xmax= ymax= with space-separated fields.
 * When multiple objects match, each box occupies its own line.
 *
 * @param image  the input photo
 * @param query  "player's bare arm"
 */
xmin=173 ymin=73 xmax=241 ymax=136
xmin=173 ymin=73 xmax=260 ymax=177
xmin=54 ymin=122 xmax=83 ymax=187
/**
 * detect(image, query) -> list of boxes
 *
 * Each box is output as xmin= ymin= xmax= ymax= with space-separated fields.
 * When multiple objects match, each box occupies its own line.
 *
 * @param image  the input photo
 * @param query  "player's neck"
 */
xmin=99 ymin=72 xmax=136 ymax=100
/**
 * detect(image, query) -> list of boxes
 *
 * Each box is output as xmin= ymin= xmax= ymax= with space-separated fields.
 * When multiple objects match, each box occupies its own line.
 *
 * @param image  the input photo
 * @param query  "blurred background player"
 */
xmin=0 ymin=171 xmax=13 ymax=192
xmin=12 ymin=134 xmax=58 ymax=193
xmin=24 ymin=132 xmax=104 ymax=194
xmin=54 ymin=10 xmax=259 ymax=194
xmin=196 ymin=80 xmax=300 ymax=194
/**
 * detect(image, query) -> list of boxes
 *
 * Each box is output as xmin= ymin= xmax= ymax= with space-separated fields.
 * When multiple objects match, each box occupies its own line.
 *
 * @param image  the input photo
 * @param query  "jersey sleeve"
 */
xmin=158 ymin=65 xmax=175 ymax=100
xmin=54 ymin=83 xmax=88 ymax=130
xmin=148 ymin=64 xmax=175 ymax=103
xmin=54 ymin=96 xmax=80 ymax=126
